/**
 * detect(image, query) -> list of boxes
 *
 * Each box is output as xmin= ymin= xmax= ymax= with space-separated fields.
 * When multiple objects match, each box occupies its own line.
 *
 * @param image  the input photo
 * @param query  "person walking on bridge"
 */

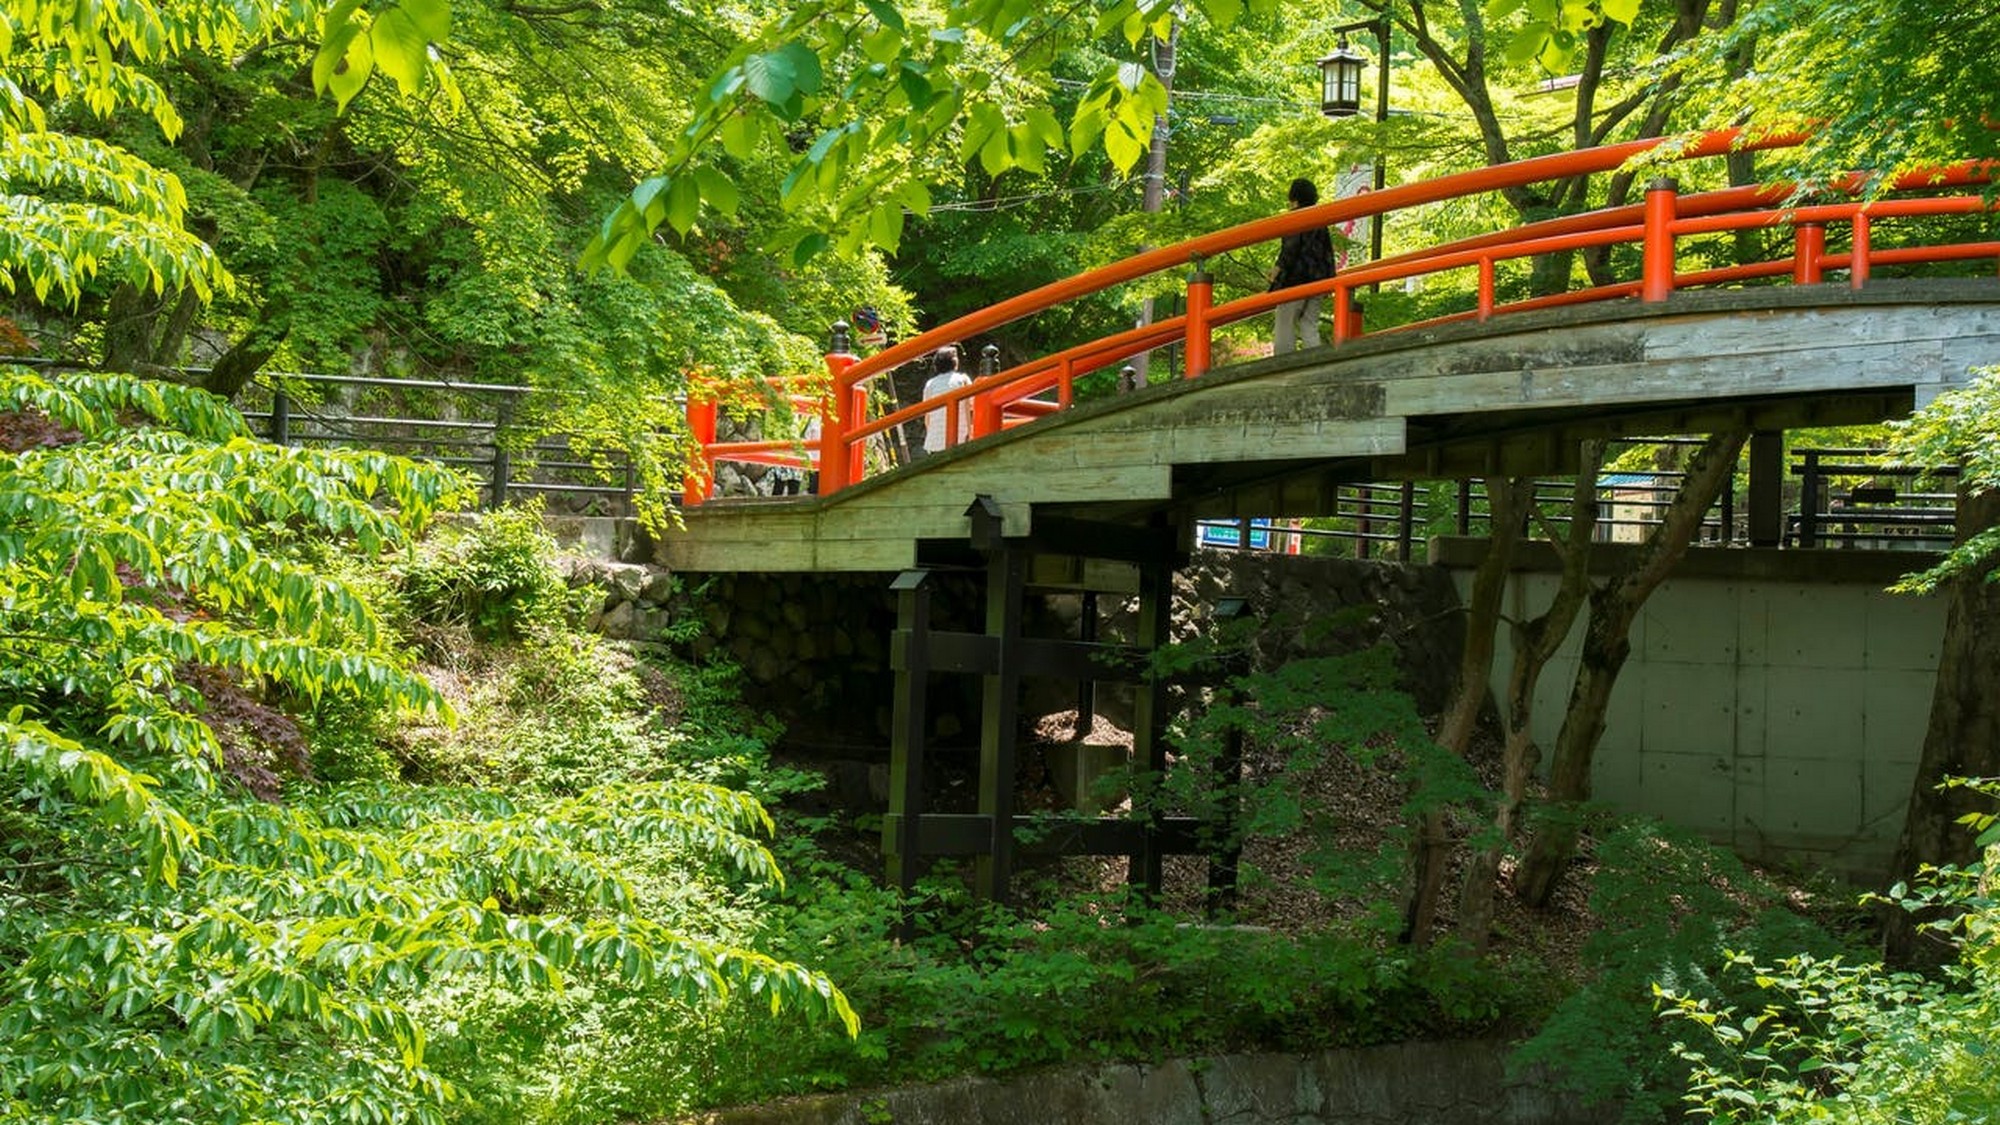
xmin=1269 ymin=177 xmax=1335 ymax=353
xmin=920 ymin=345 xmax=973 ymax=454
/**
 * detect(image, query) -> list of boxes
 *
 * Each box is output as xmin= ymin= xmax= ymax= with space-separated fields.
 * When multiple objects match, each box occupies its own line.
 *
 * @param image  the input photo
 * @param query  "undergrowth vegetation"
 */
xmin=0 ymin=381 xmax=1941 ymax=1123
xmin=269 ymin=505 xmax=1886 ymax=1122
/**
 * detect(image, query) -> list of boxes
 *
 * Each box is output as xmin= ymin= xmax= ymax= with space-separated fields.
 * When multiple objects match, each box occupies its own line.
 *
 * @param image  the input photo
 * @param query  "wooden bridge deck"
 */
xmin=658 ymin=281 xmax=1998 ymax=574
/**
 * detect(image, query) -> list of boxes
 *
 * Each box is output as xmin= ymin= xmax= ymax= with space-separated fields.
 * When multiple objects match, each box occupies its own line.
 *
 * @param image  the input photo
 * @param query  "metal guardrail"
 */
xmin=1196 ymin=446 xmax=1958 ymax=558
xmin=239 ymin=372 xmax=639 ymax=514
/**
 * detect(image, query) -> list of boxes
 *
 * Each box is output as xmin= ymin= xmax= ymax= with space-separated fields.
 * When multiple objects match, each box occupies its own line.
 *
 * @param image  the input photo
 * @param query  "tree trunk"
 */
xmin=1402 ymin=477 xmax=1531 ymax=946
xmin=1459 ymin=445 xmax=1605 ymax=950
xmin=1515 ymin=431 xmax=1748 ymax=906
xmin=1126 ymin=17 xmax=1178 ymax=390
xmin=1883 ymin=485 xmax=2000 ymax=968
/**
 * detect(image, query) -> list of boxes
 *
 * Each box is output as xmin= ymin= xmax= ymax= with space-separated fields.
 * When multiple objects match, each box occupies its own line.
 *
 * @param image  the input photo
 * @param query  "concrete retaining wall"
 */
xmin=1436 ymin=539 xmax=1945 ymax=881
xmin=681 ymin=1041 xmax=1608 ymax=1125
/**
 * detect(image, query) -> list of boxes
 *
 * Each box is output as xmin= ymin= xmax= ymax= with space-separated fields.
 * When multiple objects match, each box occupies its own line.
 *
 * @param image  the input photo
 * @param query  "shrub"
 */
xmin=392 ymin=504 xmax=581 ymax=641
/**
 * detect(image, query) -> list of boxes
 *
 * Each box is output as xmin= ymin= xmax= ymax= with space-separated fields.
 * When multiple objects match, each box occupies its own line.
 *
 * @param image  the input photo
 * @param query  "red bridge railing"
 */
xmin=684 ymin=129 xmax=1998 ymax=503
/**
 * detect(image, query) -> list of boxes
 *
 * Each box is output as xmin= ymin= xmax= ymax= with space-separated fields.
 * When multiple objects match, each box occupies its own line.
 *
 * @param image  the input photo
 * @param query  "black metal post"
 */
xmin=489 ymin=394 xmax=516 ymax=508
xmin=269 ymin=387 xmax=291 ymax=445
xmin=1397 ymin=480 xmax=1416 ymax=561
xmin=1798 ymin=449 xmax=1822 ymax=548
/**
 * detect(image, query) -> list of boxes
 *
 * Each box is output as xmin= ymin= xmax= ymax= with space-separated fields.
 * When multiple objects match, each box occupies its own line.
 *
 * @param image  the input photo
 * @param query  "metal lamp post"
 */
xmin=1316 ymin=16 xmax=1391 ymax=267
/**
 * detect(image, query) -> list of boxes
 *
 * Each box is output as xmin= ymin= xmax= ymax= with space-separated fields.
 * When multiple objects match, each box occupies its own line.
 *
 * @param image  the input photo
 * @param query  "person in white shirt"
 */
xmin=920 ymin=346 xmax=973 ymax=454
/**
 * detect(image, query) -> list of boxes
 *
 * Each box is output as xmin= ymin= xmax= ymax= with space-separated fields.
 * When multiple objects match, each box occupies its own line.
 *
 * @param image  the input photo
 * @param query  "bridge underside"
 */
xmin=658 ymin=281 xmax=1997 ymax=574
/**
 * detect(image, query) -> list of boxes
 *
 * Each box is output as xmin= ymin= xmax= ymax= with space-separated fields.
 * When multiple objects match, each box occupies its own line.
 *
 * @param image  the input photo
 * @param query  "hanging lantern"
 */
xmin=1317 ymin=37 xmax=1366 ymax=118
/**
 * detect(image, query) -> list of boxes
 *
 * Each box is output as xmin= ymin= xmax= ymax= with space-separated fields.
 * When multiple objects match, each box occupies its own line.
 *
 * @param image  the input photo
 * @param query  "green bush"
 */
xmin=393 ymin=504 xmax=582 ymax=641
xmin=1662 ymin=794 xmax=2000 ymax=1125
xmin=1513 ymin=821 xmax=1859 ymax=1123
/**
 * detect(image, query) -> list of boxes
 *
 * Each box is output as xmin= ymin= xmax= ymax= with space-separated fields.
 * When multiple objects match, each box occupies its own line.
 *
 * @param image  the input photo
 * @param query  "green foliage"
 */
xmin=588 ymin=0 xmax=1294 ymax=268
xmin=681 ymin=874 xmax=1522 ymax=1106
xmin=392 ymin=505 xmax=581 ymax=641
xmin=1888 ymin=367 xmax=2000 ymax=593
xmin=1663 ymin=794 xmax=2000 ymax=1124
xmin=1514 ymin=822 xmax=1859 ymax=1123
xmin=0 ymin=370 xmax=852 ymax=1123
xmin=1674 ymin=0 xmax=2000 ymax=185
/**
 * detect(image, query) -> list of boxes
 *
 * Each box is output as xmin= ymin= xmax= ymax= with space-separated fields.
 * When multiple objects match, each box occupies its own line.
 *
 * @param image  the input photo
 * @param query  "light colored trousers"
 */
xmin=1274 ymin=295 xmax=1323 ymax=353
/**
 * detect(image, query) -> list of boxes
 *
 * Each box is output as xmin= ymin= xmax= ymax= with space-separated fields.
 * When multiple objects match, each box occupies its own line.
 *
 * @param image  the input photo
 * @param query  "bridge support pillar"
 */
xmin=1748 ymin=430 xmax=1785 ymax=547
xmin=880 ymin=509 xmax=1235 ymax=929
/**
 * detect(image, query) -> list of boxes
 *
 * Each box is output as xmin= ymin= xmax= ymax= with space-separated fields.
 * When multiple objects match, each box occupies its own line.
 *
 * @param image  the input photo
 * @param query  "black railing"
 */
xmin=1198 ymin=445 xmax=1959 ymax=558
xmin=1792 ymin=448 xmax=1957 ymax=551
xmin=239 ymin=373 xmax=638 ymax=515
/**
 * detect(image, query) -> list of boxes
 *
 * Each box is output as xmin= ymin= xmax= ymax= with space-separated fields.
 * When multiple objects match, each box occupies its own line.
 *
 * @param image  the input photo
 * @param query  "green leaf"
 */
xmin=862 ymin=0 xmax=906 ymax=33
xmin=326 ymin=26 xmax=375 ymax=112
xmin=894 ymin=179 xmax=931 ymax=217
xmin=1203 ymin=0 xmax=1244 ymax=26
xmin=1070 ymin=104 xmax=1107 ymax=158
xmin=1103 ymin=111 xmax=1147 ymax=172
xmin=743 ymin=47 xmax=800 ymax=105
xmin=369 ymin=8 xmax=430 ymax=96
xmin=720 ymin=112 xmax=760 ymax=159
xmin=898 ymin=65 xmax=936 ymax=110
xmin=962 ymin=102 xmax=1006 ymax=168
xmin=694 ymin=167 xmax=740 ymax=217
xmin=979 ymin=121 xmax=1012 ymax=176
xmin=861 ymin=24 xmax=903 ymax=64
xmin=1024 ymin=106 xmax=1064 ymax=149
xmin=867 ymin=200 xmax=905 ymax=253
xmin=401 ymin=0 xmax=451 ymax=40
xmin=665 ymin=175 xmax=700 ymax=234
xmin=1010 ymin=125 xmax=1045 ymax=174
xmin=1503 ymin=26 xmax=1549 ymax=66
xmin=791 ymin=231 xmax=829 ymax=266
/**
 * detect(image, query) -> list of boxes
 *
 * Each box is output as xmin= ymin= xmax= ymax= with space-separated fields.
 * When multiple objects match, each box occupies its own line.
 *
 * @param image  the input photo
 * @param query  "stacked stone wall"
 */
xmin=564 ymin=548 xmax=1466 ymax=757
xmin=683 ymin=1040 xmax=1606 ymax=1125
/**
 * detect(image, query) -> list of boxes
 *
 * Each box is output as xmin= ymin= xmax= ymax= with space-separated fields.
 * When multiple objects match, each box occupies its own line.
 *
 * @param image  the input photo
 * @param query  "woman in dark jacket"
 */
xmin=1268 ymin=177 xmax=1335 ymax=352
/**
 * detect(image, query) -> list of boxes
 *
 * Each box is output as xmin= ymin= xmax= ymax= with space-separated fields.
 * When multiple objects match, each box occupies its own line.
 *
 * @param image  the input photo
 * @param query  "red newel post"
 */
xmin=973 ymin=343 xmax=1002 ymax=437
xmin=1641 ymin=176 xmax=1679 ymax=302
xmin=1184 ymin=262 xmax=1213 ymax=379
xmin=1794 ymin=222 xmax=1826 ymax=284
xmin=819 ymin=321 xmax=857 ymax=495
xmin=1333 ymin=285 xmax=1363 ymax=342
xmin=1850 ymin=215 xmax=1872 ymax=289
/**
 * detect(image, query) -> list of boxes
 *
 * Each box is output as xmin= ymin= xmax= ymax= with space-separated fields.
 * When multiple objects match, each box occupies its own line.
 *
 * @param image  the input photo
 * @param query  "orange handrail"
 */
xmin=685 ymin=127 xmax=2000 ymax=503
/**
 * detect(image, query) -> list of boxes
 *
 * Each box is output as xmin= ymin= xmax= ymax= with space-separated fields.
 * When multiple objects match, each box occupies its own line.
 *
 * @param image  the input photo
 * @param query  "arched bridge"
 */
xmin=663 ymin=130 xmax=2000 ymax=574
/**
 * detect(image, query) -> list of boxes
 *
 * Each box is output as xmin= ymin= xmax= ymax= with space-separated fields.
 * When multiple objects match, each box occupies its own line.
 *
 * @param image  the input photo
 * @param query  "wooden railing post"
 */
xmin=1333 ymin=284 xmax=1362 ymax=342
xmin=1641 ymin=176 xmax=1679 ymax=302
xmin=819 ymin=321 xmax=858 ymax=495
xmin=974 ymin=343 xmax=1002 ymax=437
xmin=1184 ymin=260 xmax=1213 ymax=379
xmin=1794 ymin=222 xmax=1826 ymax=284
xmin=682 ymin=397 xmax=718 ymax=506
